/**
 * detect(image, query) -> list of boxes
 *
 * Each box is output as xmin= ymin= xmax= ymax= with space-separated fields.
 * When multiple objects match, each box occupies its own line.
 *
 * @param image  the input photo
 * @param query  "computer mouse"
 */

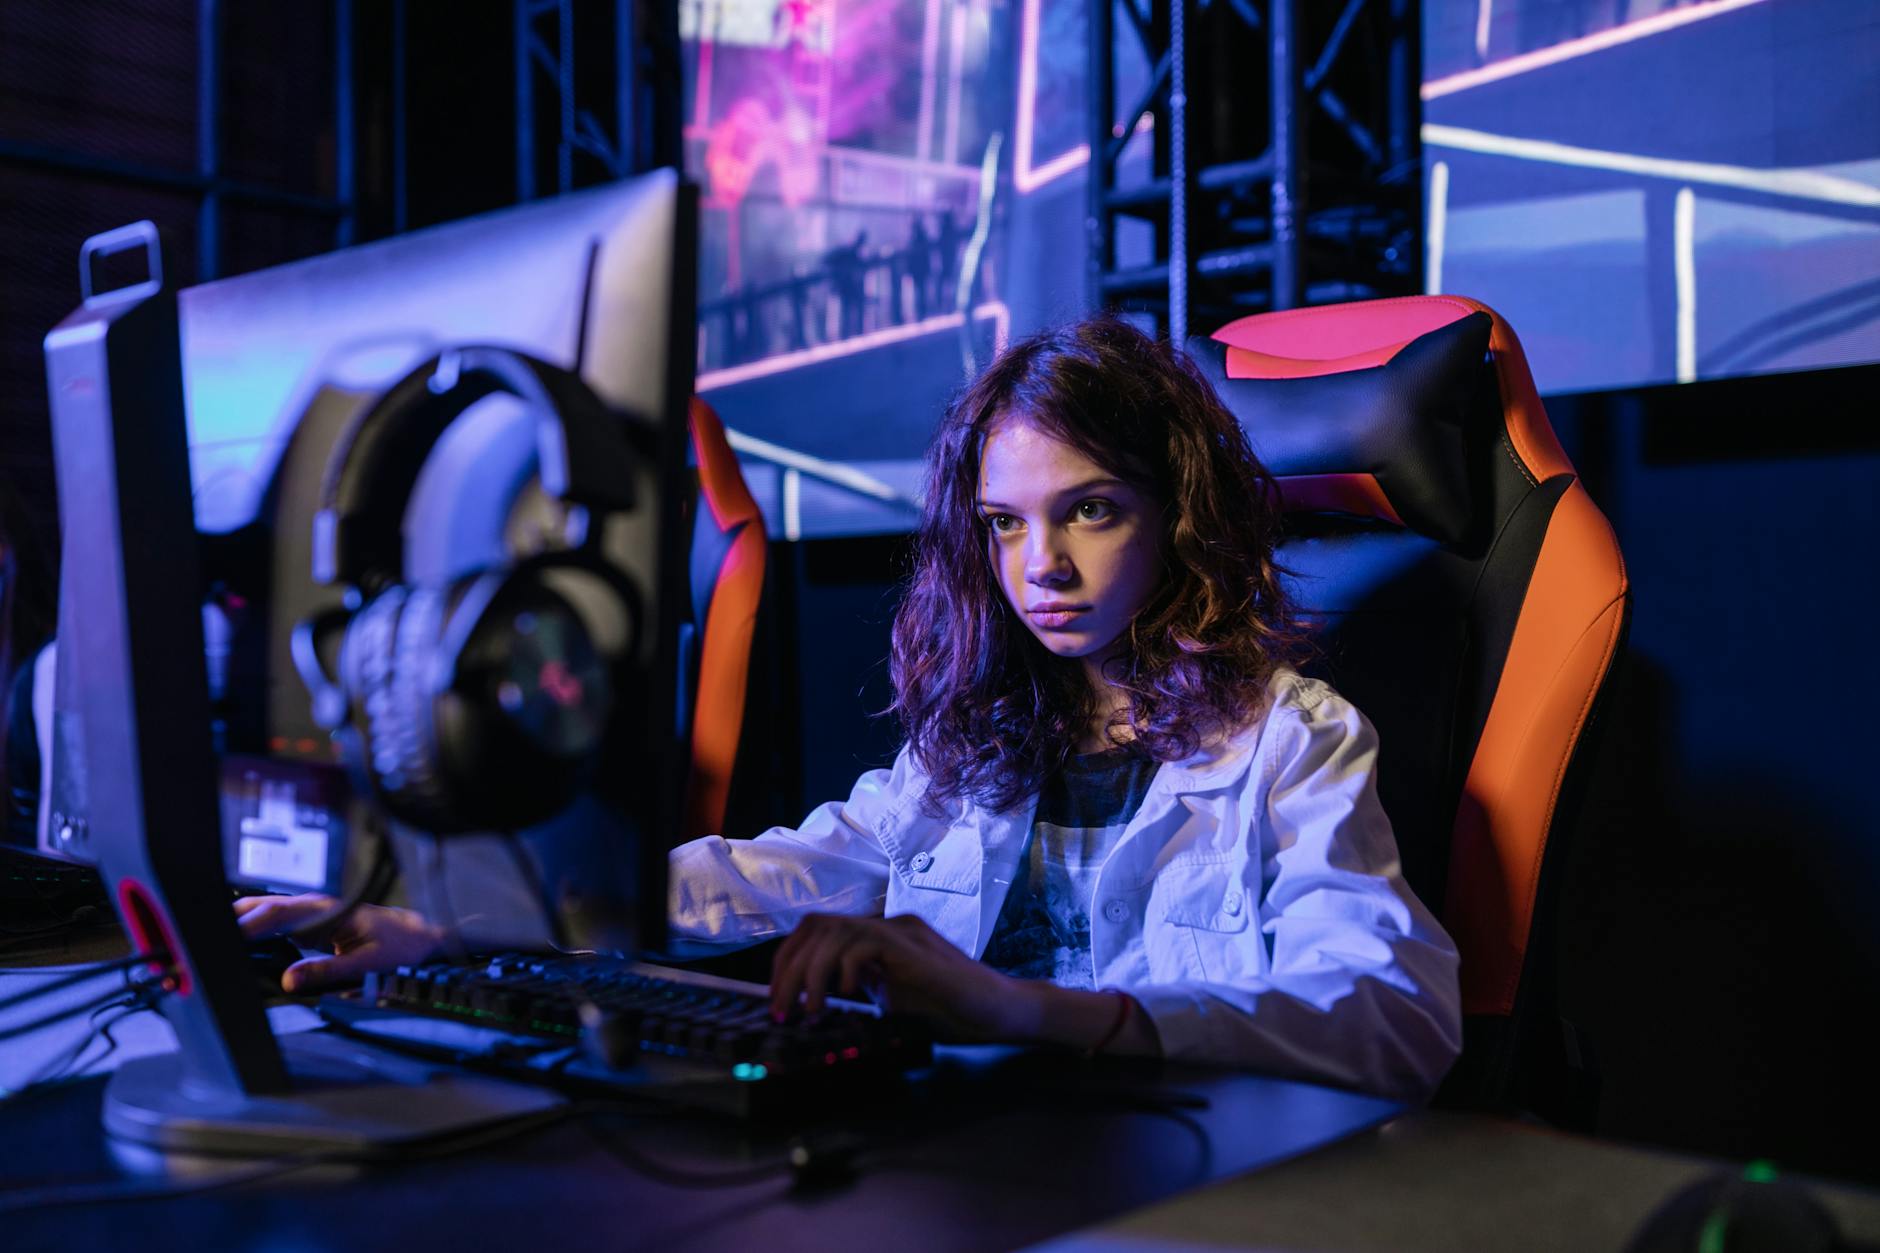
xmin=1624 ymin=1165 xmax=1843 ymax=1253
xmin=248 ymin=936 xmax=306 ymax=992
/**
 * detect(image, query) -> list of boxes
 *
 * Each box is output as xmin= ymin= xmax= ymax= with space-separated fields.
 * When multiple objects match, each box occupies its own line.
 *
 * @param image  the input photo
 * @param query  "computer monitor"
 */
xmin=37 ymin=170 xmax=696 ymax=1157
xmin=35 ymin=172 xmax=696 ymax=961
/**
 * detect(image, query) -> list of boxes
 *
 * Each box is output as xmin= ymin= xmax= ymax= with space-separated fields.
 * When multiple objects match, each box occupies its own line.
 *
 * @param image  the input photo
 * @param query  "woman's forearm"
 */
xmin=1012 ymin=981 xmax=1162 ymax=1056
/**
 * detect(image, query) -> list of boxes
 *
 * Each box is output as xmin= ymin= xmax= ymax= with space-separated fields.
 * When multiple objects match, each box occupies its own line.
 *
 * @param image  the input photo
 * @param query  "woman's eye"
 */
xmin=986 ymin=513 xmax=1019 ymax=534
xmin=1074 ymin=499 xmax=1115 ymax=522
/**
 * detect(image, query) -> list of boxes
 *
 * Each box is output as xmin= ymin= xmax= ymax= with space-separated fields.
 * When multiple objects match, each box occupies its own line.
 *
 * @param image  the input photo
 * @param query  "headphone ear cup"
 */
xmin=441 ymin=571 xmax=613 ymax=829
xmin=339 ymin=584 xmax=449 ymax=831
xmin=335 ymin=572 xmax=609 ymax=835
xmin=382 ymin=583 xmax=454 ymax=829
xmin=341 ymin=588 xmax=400 ymax=813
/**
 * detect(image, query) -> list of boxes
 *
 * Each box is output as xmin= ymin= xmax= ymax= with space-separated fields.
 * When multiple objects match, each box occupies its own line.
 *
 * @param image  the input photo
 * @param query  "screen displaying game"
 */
xmin=1421 ymin=0 xmax=1879 ymax=393
xmin=680 ymin=0 xmax=1012 ymax=379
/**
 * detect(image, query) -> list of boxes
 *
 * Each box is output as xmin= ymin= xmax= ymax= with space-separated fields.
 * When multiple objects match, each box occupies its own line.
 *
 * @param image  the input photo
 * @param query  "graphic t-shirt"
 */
xmin=980 ymin=748 xmax=1159 ymax=990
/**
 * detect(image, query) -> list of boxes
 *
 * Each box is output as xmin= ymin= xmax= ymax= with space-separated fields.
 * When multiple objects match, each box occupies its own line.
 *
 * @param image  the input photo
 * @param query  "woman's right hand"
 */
xmin=234 ymin=894 xmax=445 ymax=994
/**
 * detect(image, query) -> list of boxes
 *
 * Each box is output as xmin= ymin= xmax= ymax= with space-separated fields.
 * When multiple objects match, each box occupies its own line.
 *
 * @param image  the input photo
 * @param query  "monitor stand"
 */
xmin=44 ymin=223 xmax=561 ymax=1171
xmin=102 ymin=1032 xmax=562 ymax=1166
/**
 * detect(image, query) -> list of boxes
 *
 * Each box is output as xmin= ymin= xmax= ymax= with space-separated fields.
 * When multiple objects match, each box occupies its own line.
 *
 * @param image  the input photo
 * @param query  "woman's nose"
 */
xmin=1025 ymin=535 xmax=1072 ymax=585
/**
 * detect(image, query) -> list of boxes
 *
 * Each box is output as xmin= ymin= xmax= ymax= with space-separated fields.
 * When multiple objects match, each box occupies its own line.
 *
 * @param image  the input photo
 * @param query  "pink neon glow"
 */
xmin=819 ymin=0 xmax=905 ymax=142
xmin=702 ymin=99 xmax=777 ymax=208
xmin=1014 ymin=0 xmax=1088 ymax=194
xmin=776 ymin=0 xmax=823 ymax=48
xmin=783 ymin=0 xmax=834 ymax=153
xmin=698 ymin=0 xmax=839 ymax=213
xmin=1423 ymin=0 xmax=1770 ymax=99
xmin=697 ymin=301 xmax=1012 ymax=392
xmin=1021 ymin=146 xmax=1090 ymax=192
xmin=701 ymin=98 xmax=820 ymax=211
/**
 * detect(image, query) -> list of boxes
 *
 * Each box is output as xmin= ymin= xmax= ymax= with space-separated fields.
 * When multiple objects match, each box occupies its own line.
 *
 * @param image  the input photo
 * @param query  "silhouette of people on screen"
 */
xmin=905 ymin=217 xmax=934 ymax=322
xmin=936 ymin=209 xmax=965 ymax=312
xmin=823 ymin=230 xmax=868 ymax=340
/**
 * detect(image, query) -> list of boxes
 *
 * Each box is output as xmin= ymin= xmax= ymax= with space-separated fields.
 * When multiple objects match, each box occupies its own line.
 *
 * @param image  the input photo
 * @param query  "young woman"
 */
xmin=241 ymin=316 xmax=1462 ymax=1100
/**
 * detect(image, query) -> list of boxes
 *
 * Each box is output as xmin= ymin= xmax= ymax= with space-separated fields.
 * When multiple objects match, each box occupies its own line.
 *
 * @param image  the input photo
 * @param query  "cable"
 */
xmin=0 ymin=973 xmax=168 ymax=1046
xmin=61 ymin=999 xmax=151 ymax=1078
xmin=0 ymin=952 xmax=170 ymax=1016
xmin=590 ymin=1074 xmax=1208 ymax=1195
xmin=581 ymin=1114 xmax=794 ymax=1190
xmin=23 ymin=962 xmax=170 ymax=1092
xmin=2 ymin=988 xmax=155 ymax=1100
xmin=499 ymin=831 xmax=580 ymax=954
xmin=279 ymin=817 xmax=398 ymax=942
xmin=424 ymin=830 xmax=468 ymax=962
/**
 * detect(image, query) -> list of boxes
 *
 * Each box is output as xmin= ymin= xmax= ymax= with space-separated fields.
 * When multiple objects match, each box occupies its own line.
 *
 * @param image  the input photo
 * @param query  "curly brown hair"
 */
xmin=889 ymin=314 xmax=1298 ymax=811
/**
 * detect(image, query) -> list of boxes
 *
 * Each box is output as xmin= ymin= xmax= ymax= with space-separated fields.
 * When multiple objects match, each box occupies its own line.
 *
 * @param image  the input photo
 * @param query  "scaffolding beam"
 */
xmin=1085 ymin=0 xmax=1419 ymax=336
xmin=516 ymin=0 xmax=682 ymax=202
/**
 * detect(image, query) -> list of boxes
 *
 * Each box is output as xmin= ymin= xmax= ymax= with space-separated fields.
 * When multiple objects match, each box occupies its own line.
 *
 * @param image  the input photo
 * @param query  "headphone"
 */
xmin=292 ymin=345 xmax=647 ymax=836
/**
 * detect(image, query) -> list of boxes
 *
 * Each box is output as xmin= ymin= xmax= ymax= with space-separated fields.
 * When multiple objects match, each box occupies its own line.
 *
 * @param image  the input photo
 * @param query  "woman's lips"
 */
xmin=1027 ymin=606 xmax=1089 ymax=629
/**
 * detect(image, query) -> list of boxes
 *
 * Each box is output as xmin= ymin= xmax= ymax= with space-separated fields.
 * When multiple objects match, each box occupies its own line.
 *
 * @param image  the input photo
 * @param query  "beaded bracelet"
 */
xmin=1086 ymin=989 xmax=1135 ymax=1057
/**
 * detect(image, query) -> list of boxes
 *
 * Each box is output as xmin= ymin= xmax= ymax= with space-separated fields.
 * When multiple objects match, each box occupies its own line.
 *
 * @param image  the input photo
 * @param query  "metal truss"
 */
xmin=1 ymin=2 xmax=685 ymax=283
xmin=1087 ymin=0 xmax=1419 ymax=342
xmin=514 ymin=0 xmax=683 ymax=202
xmin=0 ymin=0 xmax=358 ymax=283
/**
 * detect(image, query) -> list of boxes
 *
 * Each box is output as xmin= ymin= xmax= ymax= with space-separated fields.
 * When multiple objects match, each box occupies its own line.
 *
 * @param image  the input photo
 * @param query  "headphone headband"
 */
xmin=312 ymin=346 xmax=638 ymax=589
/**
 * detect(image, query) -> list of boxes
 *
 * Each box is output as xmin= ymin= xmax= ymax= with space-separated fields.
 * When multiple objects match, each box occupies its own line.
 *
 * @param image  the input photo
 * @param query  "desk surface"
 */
xmin=25 ymin=964 xmax=1875 ymax=1253
xmin=1038 ymin=1107 xmax=1880 ymax=1253
xmin=1 ymin=962 xmax=1401 ymax=1253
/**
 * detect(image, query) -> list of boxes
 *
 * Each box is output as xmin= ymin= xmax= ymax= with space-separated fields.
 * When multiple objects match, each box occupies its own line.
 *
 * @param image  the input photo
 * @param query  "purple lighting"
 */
xmin=1014 ymin=0 xmax=1087 ymax=193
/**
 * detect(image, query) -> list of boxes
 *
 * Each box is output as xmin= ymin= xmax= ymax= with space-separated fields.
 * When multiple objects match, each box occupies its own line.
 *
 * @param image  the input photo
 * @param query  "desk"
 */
xmin=16 ymin=967 xmax=1880 ymax=1252
xmin=1 ymin=963 xmax=1401 ymax=1253
xmin=1036 ymin=1108 xmax=1880 ymax=1253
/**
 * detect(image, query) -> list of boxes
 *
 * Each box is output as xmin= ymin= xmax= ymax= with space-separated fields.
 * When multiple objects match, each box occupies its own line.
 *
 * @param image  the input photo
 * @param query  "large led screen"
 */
xmin=1421 ymin=0 xmax=1880 ymax=393
xmin=680 ymin=0 xmax=1013 ymax=382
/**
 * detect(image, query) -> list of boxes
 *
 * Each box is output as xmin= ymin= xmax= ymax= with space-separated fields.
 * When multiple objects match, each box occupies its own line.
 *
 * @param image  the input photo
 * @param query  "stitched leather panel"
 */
xmin=1447 ymin=478 xmax=1628 ymax=1017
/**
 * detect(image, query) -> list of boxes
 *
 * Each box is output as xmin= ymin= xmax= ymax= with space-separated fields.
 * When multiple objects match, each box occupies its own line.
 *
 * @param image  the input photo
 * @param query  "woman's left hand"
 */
xmin=768 ymin=912 xmax=1038 ymax=1042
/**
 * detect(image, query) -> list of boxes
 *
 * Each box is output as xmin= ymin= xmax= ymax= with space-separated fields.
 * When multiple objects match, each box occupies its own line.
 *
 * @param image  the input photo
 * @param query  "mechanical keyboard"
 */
xmin=317 ymin=953 xmax=933 ymax=1116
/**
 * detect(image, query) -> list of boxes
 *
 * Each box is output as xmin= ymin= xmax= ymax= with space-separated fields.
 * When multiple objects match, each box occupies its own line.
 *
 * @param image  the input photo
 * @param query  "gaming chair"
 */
xmin=1189 ymin=295 xmax=1630 ymax=1122
xmin=679 ymin=396 xmax=769 ymax=843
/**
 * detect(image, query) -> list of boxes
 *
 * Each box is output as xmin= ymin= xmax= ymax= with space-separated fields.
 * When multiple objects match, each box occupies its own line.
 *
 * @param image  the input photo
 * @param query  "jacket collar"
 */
xmin=1152 ymin=724 xmax=1260 ymax=793
xmin=963 ymin=718 xmax=1258 ymax=825
xmin=900 ymin=682 xmax=1272 ymax=833
xmin=1151 ymin=667 xmax=1306 ymax=793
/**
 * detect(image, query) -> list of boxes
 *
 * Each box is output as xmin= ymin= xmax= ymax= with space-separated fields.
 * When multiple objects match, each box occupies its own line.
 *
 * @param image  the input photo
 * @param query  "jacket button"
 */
xmin=1224 ymin=891 xmax=1243 ymax=916
xmin=910 ymin=851 xmax=934 ymax=873
xmin=1102 ymin=898 xmax=1129 ymax=924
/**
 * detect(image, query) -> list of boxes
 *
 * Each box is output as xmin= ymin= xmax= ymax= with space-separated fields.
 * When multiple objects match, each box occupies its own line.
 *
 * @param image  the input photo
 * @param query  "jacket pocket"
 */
xmin=1156 ymin=859 xmax=1251 ymax=933
xmin=884 ymin=827 xmax=982 ymax=896
xmin=1151 ymin=860 xmax=1256 ymax=984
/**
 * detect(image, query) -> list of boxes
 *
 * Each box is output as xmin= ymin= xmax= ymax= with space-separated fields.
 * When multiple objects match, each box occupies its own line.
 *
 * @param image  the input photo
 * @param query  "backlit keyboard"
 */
xmin=323 ymin=954 xmax=932 ymax=1101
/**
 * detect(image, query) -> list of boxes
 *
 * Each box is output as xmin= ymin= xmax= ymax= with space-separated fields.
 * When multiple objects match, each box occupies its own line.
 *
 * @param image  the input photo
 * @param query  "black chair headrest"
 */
xmin=1189 ymin=311 xmax=1494 ymax=545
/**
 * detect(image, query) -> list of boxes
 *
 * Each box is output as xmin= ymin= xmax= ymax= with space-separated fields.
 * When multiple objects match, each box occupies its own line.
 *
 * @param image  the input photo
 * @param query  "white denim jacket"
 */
xmin=668 ymin=668 xmax=1463 ymax=1100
